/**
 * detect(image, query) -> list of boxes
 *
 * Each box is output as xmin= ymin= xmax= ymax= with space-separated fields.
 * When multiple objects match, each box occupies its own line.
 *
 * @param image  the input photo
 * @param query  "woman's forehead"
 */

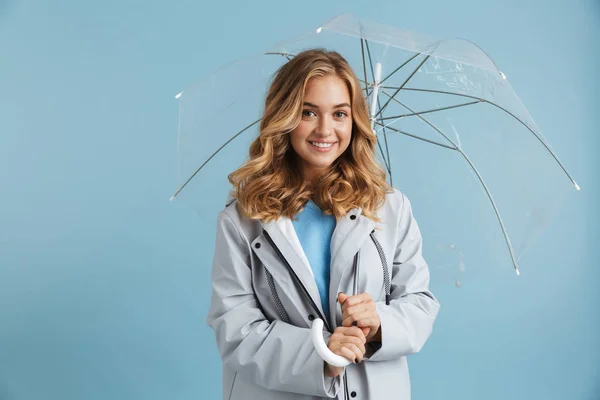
xmin=303 ymin=75 xmax=351 ymax=107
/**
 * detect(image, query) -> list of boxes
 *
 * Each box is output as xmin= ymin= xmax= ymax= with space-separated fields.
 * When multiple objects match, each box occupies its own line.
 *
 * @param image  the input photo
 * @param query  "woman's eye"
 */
xmin=302 ymin=110 xmax=316 ymax=117
xmin=334 ymin=111 xmax=348 ymax=118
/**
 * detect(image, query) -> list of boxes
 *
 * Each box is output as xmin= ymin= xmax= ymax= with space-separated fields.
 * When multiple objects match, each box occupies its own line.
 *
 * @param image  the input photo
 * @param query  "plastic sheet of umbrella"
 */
xmin=172 ymin=14 xmax=578 ymax=286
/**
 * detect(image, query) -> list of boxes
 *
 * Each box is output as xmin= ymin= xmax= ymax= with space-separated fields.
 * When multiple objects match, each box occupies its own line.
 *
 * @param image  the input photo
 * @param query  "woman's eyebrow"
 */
xmin=303 ymin=102 xmax=351 ymax=109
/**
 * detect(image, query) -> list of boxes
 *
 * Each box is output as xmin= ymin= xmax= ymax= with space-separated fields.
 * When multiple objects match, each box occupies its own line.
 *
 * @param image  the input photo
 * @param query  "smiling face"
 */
xmin=290 ymin=74 xmax=353 ymax=182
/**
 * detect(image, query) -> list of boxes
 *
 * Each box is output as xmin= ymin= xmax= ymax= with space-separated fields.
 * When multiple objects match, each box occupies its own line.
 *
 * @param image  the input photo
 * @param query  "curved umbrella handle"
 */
xmin=311 ymin=318 xmax=352 ymax=368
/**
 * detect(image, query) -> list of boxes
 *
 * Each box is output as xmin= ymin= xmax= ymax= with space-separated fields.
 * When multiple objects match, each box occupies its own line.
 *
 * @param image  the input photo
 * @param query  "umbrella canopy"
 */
xmin=171 ymin=13 xmax=578 ymax=281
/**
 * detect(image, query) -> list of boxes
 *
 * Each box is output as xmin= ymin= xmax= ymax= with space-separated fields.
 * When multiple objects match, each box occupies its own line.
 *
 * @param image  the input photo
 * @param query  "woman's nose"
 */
xmin=315 ymin=116 xmax=333 ymax=136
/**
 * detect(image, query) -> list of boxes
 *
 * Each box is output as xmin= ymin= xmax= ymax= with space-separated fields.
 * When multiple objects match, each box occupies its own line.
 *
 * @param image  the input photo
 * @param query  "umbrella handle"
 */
xmin=310 ymin=318 xmax=352 ymax=367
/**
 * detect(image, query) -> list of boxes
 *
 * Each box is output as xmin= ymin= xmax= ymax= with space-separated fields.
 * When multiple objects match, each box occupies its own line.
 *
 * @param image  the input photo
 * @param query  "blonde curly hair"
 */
xmin=228 ymin=49 xmax=392 ymax=222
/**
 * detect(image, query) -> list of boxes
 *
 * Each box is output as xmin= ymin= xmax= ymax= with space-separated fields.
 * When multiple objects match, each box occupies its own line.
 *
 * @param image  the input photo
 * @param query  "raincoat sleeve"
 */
xmin=206 ymin=211 xmax=341 ymax=398
xmin=366 ymin=192 xmax=440 ymax=362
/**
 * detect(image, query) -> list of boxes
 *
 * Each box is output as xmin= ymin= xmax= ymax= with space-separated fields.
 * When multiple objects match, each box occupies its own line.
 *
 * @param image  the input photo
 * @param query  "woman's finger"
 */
xmin=343 ymin=310 xmax=377 ymax=328
xmin=332 ymin=342 xmax=364 ymax=364
xmin=335 ymin=326 xmax=366 ymax=342
xmin=342 ymin=305 xmax=375 ymax=327
xmin=341 ymin=305 xmax=368 ymax=326
xmin=342 ymin=293 xmax=371 ymax=308
xmin=329 ymin=328 xmax=365 ymax=352
xmin=340 ymin=337 xmax=366 ymax=355
xmin=342 ymin=343 xmax=364 ymax=363
xmin=337 ymin=345 xmax=360 ymax=364
xmin=341 ymin=299 xmax=370 ymax=318
xmin=341 ymin=302 xmax=369 ymax=317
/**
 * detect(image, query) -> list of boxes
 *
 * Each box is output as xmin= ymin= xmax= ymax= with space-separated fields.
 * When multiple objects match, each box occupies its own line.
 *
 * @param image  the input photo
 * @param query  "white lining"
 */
xmin=278 ymin=217 xmax=315 ymax=278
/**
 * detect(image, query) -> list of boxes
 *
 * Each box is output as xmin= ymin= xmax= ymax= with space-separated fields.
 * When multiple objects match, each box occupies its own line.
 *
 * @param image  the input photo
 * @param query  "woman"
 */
xmin=207 ymin=49 xmax=440 ymax=400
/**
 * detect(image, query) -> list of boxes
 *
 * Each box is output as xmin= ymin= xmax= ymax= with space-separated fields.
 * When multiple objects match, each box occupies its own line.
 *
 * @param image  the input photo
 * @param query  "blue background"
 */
xmin=1 ymin=1 xmax=598 ymax=399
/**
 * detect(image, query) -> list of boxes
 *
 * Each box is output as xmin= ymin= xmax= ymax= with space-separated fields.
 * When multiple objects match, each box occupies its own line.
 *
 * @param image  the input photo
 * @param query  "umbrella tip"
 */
xmin=515 ymin=268 xmax=520 ymax=276
xmin=169 ymin=195 xmax=175 ymax=201
xmin=175 ymin=91 xmax=183 ymax=100
xmin=574 ymin=181 xmax=580 ymax=191
xmin=316 ymin=27 xmax=323 ymax=33
xmin=499 ymin=71 xmax=507 ymax=80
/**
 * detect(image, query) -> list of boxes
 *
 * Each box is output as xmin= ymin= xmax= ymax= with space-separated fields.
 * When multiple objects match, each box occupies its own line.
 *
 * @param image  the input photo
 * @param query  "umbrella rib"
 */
xmin=379 ymin=100 xmax=482 ymax=121
xmin=457 ymin=148 xmax=520 ymax=274
xmin=380 ymin=89 xmax=458 ymax=148
xmin=375 ymin=55 xmax=430 ymax=119
xmin=360 ymin=51 xmax=420 ymax=95
xmin=379 ymin=53 xmax=422 ymax=87
xmin=360 ymin=39 xmax=369 ymax=97
xmin=373 ymin=122 xmax=457 ymax=150
xmin=391 ymin=87 xmax=578 ymax=189
xmin=382 ymin=94 xmax=521 ymax=274
xmin=170 ymin=118 xmax=262 ymax=200
xmin=264 ymin=52 xmax=294 ymax=60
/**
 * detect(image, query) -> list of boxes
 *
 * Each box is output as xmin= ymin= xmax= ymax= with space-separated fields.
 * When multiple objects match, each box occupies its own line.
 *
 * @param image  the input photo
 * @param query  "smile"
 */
xmin=309 ymin=141 xmax=336 ymax=150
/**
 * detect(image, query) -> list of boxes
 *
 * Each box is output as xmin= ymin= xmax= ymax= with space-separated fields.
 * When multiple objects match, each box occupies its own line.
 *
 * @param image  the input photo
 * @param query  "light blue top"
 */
xmin=291 ymin=200 xmax=336 ymax=320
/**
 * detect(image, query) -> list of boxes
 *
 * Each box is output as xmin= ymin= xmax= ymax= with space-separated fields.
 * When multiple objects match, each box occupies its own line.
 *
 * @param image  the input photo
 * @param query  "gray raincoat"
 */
xmin=207 ymin=189 xmax=440 ymax=399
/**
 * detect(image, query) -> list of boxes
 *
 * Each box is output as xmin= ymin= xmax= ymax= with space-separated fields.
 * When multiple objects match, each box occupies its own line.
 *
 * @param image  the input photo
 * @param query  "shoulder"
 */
xmin=376 ymin=188 xmax=419 ymax=229
xmin=217 ymin=199 xmax=262 ymax=241
xmin=379 ymin=188 xmax=408 ymax=216
xmin=387 ymin=188 xmax=406 ymax=209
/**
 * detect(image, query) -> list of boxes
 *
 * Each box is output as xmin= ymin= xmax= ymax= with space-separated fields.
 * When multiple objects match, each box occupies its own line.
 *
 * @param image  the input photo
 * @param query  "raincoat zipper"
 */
xmin=262 ymin=229 xmax=332 ymax=332
xmin=264 ymin=267 xmax=291 ymax=323
xmin=370 ymin=231 xmax=391 ymax=305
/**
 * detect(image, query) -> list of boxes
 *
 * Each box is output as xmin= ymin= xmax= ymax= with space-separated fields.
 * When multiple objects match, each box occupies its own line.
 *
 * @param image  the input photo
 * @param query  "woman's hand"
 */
xmin=338 ymin=292 xmax=381 ymax=343
xmin=323 ymin=326 xmax=366 ymax=378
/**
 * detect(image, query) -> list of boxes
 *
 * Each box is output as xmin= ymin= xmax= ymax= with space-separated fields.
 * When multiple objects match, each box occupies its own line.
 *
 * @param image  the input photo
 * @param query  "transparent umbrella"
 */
xmin=170 ymin=13 xmax=579 ymax=366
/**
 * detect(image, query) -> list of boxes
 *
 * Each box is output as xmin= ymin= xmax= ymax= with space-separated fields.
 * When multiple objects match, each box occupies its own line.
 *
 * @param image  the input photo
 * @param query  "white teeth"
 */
xmin=310 ymin=142 xmax=333 ymax=148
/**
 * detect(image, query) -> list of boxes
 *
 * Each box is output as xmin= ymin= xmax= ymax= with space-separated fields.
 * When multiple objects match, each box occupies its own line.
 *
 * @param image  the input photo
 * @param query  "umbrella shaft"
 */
xmin=370 ymin=62 xmax=382 ymax=129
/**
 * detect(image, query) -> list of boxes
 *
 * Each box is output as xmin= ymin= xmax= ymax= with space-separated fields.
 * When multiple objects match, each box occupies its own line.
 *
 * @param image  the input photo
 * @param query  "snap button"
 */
xmin=351 ymin=391 xmax=357 ymax=398
xmin=255 ymin=243 xmax=261 ymax=249
xmin=350 ymin=215 xmax=356 ymax=220
xmin=308 ymin=314 xmax=315 ymax=321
